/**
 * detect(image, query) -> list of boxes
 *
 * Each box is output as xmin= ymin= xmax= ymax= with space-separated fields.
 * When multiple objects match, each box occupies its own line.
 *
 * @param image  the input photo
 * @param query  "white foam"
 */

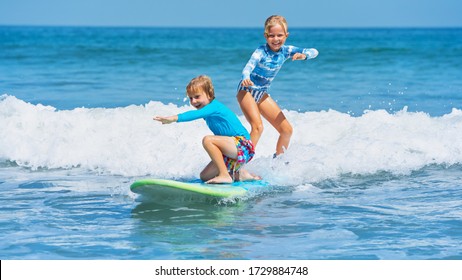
xmin=2 ymin=95 xmax=462 ymax=184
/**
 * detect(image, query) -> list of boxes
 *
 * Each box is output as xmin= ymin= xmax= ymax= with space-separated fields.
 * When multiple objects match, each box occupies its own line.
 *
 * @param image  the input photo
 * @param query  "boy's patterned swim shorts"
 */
xmin=223 ymin=136 xmax=255 ymax=173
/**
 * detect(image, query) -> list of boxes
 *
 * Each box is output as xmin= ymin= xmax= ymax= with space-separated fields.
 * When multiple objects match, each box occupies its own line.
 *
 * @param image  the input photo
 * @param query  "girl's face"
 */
xmin=265 ymin=24 xmax=288 ymax=52
xmin=187 ymin=90 xmax=211 ymax=110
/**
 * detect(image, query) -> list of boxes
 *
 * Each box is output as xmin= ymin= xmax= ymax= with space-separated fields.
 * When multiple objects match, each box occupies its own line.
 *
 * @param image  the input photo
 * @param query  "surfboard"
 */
xmin=130 ymin=178 xmax=265 ymax=204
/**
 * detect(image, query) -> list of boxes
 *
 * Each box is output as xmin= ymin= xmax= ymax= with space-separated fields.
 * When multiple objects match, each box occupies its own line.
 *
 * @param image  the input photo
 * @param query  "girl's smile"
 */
xmin=265 ymin=24 xmax=288 ymax=52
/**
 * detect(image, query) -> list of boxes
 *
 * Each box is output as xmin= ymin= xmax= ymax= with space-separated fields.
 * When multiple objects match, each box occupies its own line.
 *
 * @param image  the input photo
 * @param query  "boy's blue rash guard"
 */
xmin=177 ymin=99 xmax=250 ymax=139
xmin=242 ymin=44 xmax=318 ymax=92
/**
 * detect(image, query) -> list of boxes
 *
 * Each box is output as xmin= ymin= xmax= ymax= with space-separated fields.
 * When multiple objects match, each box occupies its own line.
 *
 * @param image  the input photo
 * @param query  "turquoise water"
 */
xmin=1 ymin=26 xmax=462 ymax=259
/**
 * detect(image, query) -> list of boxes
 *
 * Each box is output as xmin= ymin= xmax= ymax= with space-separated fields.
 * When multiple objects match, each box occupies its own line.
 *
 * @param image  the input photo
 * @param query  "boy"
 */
xmin=155 ymin=75 xmax=259 ymax=184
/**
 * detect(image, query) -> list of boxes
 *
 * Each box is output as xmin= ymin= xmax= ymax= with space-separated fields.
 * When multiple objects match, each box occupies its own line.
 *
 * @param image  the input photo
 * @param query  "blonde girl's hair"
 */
xmin=264 ymin=15 xmax=288 ymax=35
xmin=186 ymin=75 xmax=215 ymax=100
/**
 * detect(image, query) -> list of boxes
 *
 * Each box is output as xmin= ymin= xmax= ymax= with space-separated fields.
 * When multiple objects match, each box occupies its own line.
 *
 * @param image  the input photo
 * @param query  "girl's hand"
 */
xmin=241 ymin=79 xmax=254 ymax=87
xmin=292 ymin=53 xmax=307 ymax=61
xmin=154 ymin=115 xmax=178 ymax=124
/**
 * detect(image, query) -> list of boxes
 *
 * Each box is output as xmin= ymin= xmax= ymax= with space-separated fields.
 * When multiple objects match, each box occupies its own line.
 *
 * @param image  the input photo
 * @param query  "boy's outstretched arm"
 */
xmin=154 ymin=115 xmax=178 ymax=124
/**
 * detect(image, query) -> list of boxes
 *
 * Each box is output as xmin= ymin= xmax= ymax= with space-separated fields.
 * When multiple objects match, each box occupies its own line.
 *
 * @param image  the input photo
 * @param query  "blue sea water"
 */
xmin=1 ymin=26 xmax=462 ymax=260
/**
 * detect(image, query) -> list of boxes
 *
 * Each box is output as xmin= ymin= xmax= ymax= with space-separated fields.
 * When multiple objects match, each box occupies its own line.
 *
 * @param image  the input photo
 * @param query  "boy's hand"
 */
xmin=292 ymin=53 xmax=307 ymax=61
xmin=154 ymin=115 xmax=178 ymax=124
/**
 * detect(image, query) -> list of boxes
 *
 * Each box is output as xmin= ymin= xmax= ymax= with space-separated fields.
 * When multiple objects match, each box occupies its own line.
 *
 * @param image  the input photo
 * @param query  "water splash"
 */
xmin=2 ymin=95 xmax=462 ymax=184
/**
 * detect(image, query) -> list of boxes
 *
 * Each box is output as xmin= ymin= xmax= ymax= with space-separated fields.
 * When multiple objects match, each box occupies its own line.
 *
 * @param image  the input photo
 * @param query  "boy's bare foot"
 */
xmin=206 ymin=174 xmax=233 ymax=184
xmin=236 ymin=169 xmax=262 ymax=182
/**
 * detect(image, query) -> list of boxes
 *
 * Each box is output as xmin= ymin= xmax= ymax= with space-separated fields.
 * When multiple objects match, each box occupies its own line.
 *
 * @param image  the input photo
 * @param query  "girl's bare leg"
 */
xmin=237 ymin=90 xmax=264 ymax=147
xmin=235 ymin=91 xmax=263 ymax=181
xmin=258 ymin=95 xmax=293 ymax=156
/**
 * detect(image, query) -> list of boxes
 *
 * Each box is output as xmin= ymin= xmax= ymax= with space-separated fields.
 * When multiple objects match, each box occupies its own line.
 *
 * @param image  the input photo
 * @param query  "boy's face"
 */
xmin=264 ymin=24 xmax=288 ymax=52
xmin=187 ymin=90 xmax=211 ymax=110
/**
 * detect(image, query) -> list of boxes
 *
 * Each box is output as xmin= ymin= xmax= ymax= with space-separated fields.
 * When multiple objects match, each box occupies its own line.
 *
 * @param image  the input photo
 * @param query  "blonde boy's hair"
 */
xmin=264 ymin=15 xmax=288 ymax=35
xmin=186 ymin=75 xmax=215 ymax=100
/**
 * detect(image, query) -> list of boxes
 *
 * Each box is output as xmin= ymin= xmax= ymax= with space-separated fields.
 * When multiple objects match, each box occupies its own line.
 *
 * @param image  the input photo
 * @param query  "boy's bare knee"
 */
xmin=199 ymin=171 xmax=208 ymax=181
xmin=202 ymin=135 xmax=213 ymax=147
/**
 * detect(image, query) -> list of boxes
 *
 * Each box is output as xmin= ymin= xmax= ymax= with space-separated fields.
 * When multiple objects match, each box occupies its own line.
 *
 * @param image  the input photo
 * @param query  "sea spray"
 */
xmin=2 ymin=95 xmax=462 ymax=184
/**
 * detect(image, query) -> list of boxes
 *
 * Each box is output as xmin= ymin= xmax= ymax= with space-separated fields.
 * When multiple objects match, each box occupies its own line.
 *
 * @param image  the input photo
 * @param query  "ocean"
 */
xmin=1 ymin=26 xmax=462 ymax=260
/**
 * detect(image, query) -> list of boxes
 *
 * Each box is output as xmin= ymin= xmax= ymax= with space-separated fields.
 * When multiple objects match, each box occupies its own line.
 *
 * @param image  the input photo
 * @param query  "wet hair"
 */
xmin=186 ymin=75 xmax=215 ymax=100
xmin=264 ymin=15 xmax=288 ymax=35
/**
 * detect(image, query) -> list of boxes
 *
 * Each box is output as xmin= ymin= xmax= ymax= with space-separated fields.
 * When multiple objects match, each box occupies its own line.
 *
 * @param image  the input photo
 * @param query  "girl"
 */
xmin=237 ymin=15 xmax=319 ymax=156
xmin=155 ymin=75 xmax=258 ymax=184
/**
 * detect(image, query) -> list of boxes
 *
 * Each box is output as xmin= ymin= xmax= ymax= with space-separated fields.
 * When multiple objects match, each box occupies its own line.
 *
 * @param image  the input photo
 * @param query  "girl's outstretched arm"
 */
xmin=153 ymin=115 xmax=178 ymax=124
xmin=288 ymin=46 xmax=319 ymax=61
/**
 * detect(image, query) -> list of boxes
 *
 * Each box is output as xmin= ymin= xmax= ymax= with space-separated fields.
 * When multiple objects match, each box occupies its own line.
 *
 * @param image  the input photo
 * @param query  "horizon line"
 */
xmin=1 ymin=23 xmax=462 ymax=29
